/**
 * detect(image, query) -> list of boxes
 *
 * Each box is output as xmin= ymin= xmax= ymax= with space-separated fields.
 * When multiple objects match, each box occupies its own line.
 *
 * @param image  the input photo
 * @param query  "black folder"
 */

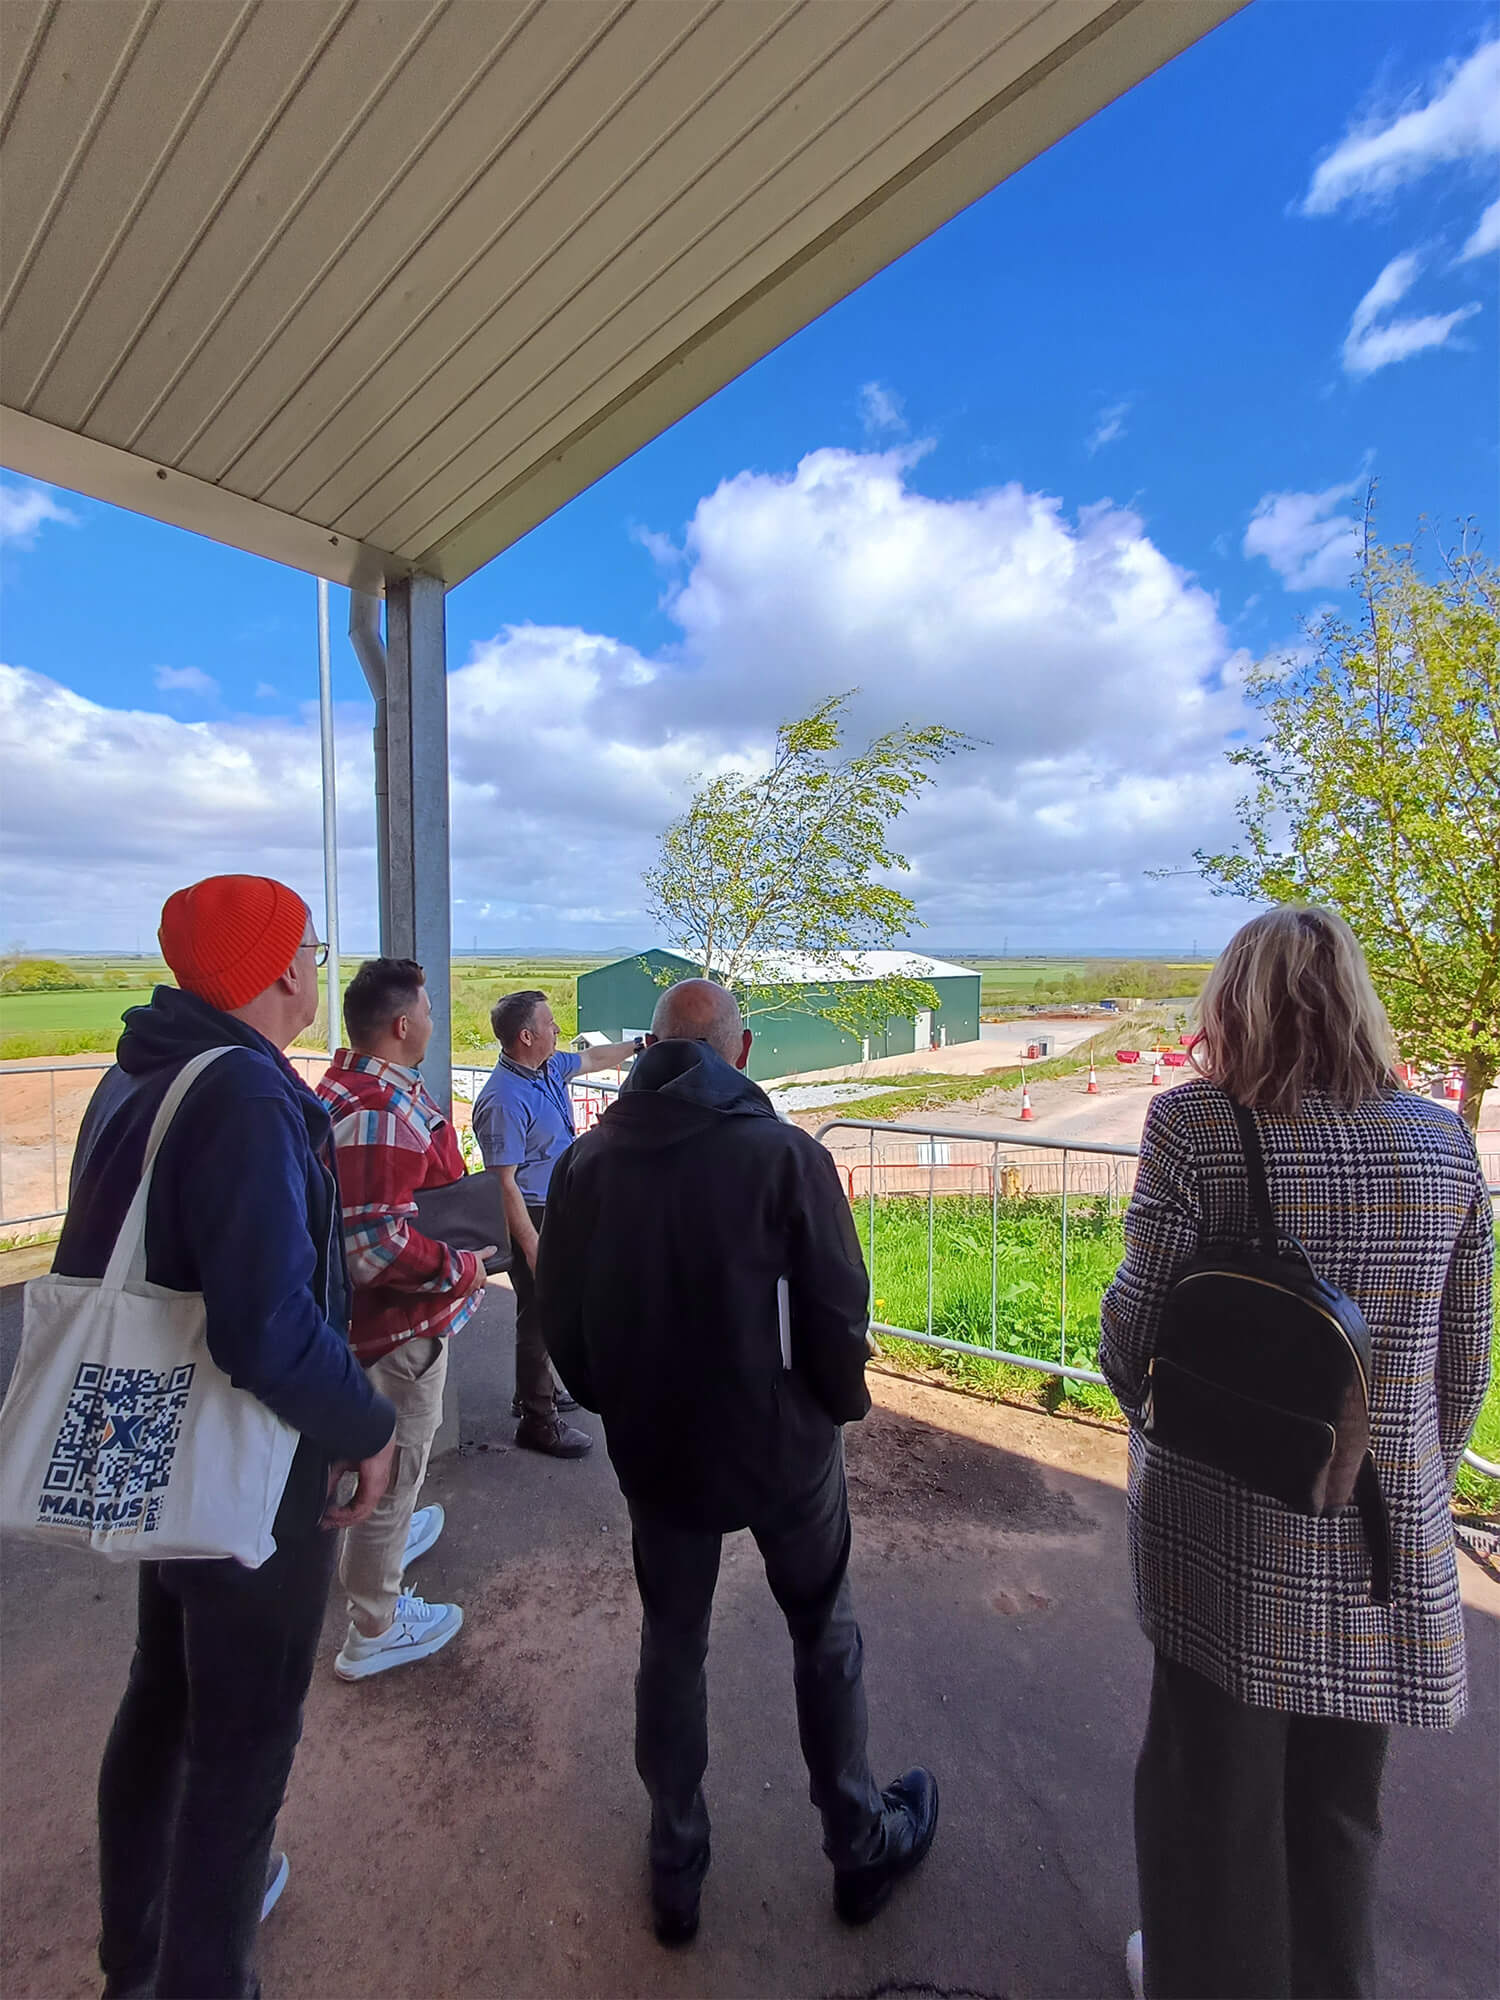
xmin=411 ymin=1169 xmax=510 ymax=1272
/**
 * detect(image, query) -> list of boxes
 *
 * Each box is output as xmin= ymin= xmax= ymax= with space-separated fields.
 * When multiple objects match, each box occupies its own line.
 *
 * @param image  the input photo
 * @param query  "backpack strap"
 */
xmin=1229 ymin=1098 xmax=1279 ymax=1257
xmin=1355 ymin=1453 xmax=1393 ymax=1605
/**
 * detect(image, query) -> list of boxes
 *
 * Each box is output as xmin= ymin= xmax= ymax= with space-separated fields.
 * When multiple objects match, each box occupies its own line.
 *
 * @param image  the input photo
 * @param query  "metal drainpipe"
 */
xmin=348 ymin=589 xmax=391 ymax=954
xmin=316 ymin=578 xmax=341 ymax=1055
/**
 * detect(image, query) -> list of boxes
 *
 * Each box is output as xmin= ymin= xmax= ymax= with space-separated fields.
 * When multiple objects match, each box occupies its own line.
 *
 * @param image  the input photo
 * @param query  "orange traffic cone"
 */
xmin=1150 ymin=1054 xmax=1162 ymax=1086
xmin=1020 ymin=1079 xmax=1035 ymax=1122
xmin=1086 ymin=1061 xmax=1099 ymax=1094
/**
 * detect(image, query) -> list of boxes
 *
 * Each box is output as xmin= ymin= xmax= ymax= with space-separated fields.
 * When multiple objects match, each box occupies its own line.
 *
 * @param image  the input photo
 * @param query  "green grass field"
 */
xmin=0 ymin=986 xmax=159 ymax=1057
xmin=448 ymin=958 xmax=601 ymax=1052
xmin=0 ymin=956 xmax=607 ymax=1060
xmin=1 ymin=953 xmax=1213 ymax=1058
xmin=971 ymin=958 xmax=1212 ymax=1013
xmin=857 ymin=1193 xmax=1500 ymax=1512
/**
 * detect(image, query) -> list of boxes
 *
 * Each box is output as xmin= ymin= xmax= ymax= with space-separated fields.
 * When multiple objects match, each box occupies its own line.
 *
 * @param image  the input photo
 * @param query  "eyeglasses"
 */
xmin=302 ymin=939 xmax=330 ymax=968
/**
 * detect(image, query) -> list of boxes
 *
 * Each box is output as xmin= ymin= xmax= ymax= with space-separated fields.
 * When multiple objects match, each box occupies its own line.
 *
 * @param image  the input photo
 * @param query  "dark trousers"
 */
xmin=627 ymin=1441 xmax=885 ymax=1908
xmin=509 ymin=1201 xmax=559 ymax=1419
xmin=97 ymin=1527 xmax=338 ymax=2000
xmin=1135 ymin=1651 xmax=1389 ymax=2000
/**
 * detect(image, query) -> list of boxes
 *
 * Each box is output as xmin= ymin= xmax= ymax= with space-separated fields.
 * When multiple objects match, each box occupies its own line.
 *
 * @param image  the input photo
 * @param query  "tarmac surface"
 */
xmin=1 ymin=1280 xmax=1496 ymax=2000
xmin=813 ymin=1063 xmax=1500 ymax=1173
xmin=768 ymin=1019 xmax=1107 ymax=1089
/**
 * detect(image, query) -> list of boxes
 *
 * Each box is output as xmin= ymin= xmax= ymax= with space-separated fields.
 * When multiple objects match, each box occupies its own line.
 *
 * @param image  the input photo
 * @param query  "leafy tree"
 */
xmin=0 ymin=957 xmax=84 ymax=994
xmin=644 ymin=692 xmax=971 ymax=1044
xmin=1188 ymin=515 xmax=1498 ymax=1130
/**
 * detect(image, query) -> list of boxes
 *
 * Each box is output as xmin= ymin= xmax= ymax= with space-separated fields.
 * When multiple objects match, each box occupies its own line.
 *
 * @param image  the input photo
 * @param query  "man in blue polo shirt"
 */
xmin=473 ymin=989 xmax=639 ymax=1458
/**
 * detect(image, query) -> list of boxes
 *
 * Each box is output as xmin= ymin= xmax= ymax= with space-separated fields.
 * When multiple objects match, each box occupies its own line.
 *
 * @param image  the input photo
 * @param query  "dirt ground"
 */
xmin=2 ymin=1279 xmax=1496 ymax=2000
xmin=0 ymin=1054 xmax=329 ymax=1228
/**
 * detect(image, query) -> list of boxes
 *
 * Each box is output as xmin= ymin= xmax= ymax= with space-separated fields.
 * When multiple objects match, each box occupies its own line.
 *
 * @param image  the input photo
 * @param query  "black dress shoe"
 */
xmin=515 ymin=1413 xmax=593 ymax=1458
xmin=651 ymin=1901 xmax=700 ymax=1947
xmin=651 ymin=1845 xmax=708 ymax=1947
xmin=834 ymin=1768 xmax=940 ymax=1925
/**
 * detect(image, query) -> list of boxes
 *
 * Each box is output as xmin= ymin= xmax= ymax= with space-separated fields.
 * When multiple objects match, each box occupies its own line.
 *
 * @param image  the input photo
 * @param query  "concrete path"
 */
xmin=2 ymin=1281 xmax=1495 ymax=1999
xmin=766 ymin=1019 xmax=1106 ymax=1090
xmin=817 ymin=1064 xmax=1500 ymax=1163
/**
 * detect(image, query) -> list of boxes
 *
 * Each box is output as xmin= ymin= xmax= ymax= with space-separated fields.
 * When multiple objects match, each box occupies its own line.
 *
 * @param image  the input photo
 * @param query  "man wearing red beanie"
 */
xmin=54 ymin=873 xmax=398 ymax=2000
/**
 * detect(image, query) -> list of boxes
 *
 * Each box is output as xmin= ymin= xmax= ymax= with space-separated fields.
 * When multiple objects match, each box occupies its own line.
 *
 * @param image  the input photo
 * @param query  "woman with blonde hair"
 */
xmin=1100 ymin=905 xmax=1492 ymax=2000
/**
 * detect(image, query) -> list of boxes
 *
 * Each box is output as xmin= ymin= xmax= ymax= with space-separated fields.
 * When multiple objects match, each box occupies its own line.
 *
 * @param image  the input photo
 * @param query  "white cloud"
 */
xmin=255 ymin=681 xmax=279 ymax=699
xmin=1087 ymin=401 xmax=1130 ymax=453
xmin=631 ymin=524 xmax=682 ymax=569
xmin=1243 ymin=482 xmax=1361 ymax=591
xmin=1341 ymin=251 xmax=1480 ymax=376
xmin=0 ymin=664 xmax=369 ymax=946
xmin=858 ymin=381 xmax=905 ymax=436
xmin=1 ymin=448 xmax=1255 ymax=949
xmin=152 ymin=664 xmax=219 ymax=698
xmin=0 ymin=480 xmax=77 ymax=550
xmin=1459 ymin=195 xmax=1500 ymax=260
xmin=1302 ymin=37 xmax=1500 ymax=213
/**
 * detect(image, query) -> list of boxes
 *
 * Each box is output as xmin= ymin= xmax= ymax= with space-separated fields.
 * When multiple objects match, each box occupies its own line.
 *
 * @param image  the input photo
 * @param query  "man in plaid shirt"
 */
xmin=316 ymin=957 xmax=488 ymax=1682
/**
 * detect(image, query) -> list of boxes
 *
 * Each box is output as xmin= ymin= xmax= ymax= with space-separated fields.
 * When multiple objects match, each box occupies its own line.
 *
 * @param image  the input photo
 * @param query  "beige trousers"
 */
xmin=340 ymin=1336 xmax=448 ymax=1636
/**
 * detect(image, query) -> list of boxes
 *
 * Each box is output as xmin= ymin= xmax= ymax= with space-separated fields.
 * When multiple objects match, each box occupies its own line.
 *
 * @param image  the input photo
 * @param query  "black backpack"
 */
xmin=1144 ymin=1097 xmax=1393 ymax=1604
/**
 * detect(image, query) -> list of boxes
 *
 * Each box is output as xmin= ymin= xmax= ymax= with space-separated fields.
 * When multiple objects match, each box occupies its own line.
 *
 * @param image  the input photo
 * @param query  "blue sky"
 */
xmin=2 ymin=1 xmax=1497 ymax=954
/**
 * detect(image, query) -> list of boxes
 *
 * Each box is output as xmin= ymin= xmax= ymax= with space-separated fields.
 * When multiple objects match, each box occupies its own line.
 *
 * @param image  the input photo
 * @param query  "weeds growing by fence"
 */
xmin=854 ymin=1193 xmax=1123 ymax=1418
xmin=855 ymin=1192 xmax=1500 ymax=1508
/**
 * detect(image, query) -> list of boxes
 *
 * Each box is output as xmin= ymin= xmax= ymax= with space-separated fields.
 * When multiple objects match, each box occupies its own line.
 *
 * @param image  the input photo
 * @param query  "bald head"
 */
xmin=650 ymin=979 xmax=748 ymax=1066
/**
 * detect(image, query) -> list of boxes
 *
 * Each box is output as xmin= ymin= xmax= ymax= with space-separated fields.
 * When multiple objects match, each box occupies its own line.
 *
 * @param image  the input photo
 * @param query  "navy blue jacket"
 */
xmin=55 ymin=986 xmax=395 ymax=1537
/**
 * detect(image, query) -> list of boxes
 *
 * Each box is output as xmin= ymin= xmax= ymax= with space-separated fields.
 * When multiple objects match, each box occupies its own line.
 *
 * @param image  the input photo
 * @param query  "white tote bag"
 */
xmin=0 ymin=1046 xmax=299 ymax=1566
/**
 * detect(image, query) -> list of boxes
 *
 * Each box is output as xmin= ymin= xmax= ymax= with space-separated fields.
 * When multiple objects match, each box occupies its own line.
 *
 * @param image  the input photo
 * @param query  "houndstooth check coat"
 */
xmin=1099 ymin=1078 xmax=1493 ymax=1728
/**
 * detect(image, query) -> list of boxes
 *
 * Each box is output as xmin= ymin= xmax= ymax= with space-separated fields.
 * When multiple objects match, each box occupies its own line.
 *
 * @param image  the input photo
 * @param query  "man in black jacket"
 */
xmin=538 ymin=979 xmax=937 ymax=1945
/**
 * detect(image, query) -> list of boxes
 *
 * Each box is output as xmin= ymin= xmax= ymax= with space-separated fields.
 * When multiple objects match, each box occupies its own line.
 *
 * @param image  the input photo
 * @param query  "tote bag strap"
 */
xmin=101 ymin=1046 xmax=239 ymax=1293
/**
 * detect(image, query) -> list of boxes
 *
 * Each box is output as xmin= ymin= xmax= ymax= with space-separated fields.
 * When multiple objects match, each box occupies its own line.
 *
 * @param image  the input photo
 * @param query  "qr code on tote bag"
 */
xmin=36 ymin=1361 xmax=196 ymax=1535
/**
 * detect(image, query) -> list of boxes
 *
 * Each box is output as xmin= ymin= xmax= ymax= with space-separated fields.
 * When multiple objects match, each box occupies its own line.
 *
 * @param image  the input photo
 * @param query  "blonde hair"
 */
xmin=1192 ymin=906 xmax=1397 ymax=1116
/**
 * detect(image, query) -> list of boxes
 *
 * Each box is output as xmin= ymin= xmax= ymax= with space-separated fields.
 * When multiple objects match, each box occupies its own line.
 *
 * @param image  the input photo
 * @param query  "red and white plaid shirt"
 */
xmin=316 ymin=1049 xmax=485 ymax=1364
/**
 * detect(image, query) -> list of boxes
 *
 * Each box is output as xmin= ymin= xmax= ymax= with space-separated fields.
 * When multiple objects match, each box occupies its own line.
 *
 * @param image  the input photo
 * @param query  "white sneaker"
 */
xmin=1125 ymin=1929 xmax=1145 ymax=2000
xmin=334 ymin=1593 xmax=464 ymax=1681
xmin=403 ymin=1503 xmax=445 ymax=1568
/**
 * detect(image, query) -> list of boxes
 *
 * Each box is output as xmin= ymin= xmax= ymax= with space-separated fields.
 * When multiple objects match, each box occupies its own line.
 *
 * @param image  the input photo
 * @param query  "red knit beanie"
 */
xmin=158 ymin=876 xmax=309 ymax=1012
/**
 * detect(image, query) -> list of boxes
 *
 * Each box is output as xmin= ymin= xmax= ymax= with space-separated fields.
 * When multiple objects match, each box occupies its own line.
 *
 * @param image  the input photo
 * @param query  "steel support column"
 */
xmin=383 ymin=573 xmax=453 ymax=1115
xmin=382 ymin=572 xmax=461 ymax=1456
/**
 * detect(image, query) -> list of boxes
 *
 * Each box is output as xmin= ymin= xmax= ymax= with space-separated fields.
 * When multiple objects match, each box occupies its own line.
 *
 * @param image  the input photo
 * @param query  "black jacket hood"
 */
xmin=117 ymin=983 xmax=288 ymax=1079
xmin=612 ymin=1037 xmax=778 ymax=1130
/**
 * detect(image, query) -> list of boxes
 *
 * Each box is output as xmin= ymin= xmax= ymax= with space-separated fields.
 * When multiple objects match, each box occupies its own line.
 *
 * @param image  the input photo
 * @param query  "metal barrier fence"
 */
xmin=818 ymin=1115 xmax=1500 ymax=1483
xmin=0 ymin=1054 xmax=330 ymax=1232
xmin=450 ymin=1065 xmax=621 ymax=1131
xmin=2 ymin=1064 xmax=1495 ymax=1483
xmin=0 ymin=1058 xmax=623 ymax=1232
xmin=817 ymin=1117 xmax=1135 ymax=1391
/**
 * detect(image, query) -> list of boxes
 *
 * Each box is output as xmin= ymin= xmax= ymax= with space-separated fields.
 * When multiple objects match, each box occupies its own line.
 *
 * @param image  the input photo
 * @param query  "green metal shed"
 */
xmin=577 ymin=950 xmax=981 ymax=1083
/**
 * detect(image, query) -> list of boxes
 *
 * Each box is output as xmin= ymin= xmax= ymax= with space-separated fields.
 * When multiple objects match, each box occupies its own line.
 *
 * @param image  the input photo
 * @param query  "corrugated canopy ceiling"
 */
xmin=0 ymin=0 xmax=1242 ymax=591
